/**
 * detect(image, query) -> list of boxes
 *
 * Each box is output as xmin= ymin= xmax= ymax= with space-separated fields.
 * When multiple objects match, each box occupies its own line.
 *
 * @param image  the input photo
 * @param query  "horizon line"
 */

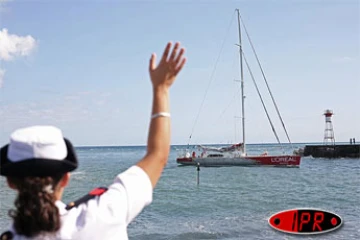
xmin=74 ymin=141 xmax=356 ymax=148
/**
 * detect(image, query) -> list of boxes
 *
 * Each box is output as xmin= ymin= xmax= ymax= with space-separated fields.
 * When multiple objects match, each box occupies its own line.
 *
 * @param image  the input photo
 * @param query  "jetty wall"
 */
xmin=303 ymin=144 xmax=360 ymax=158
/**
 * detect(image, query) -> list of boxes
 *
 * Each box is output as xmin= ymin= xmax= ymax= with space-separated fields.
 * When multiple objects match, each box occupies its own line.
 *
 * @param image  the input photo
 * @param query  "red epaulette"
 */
xmin=65 ymin=187 xmax=108 ymax=210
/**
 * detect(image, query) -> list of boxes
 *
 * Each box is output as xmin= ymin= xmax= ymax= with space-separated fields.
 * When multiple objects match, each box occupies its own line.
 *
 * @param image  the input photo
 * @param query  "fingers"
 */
xmin=155 ymin=41 xmax=186 ymax=76
xmin=149 ymin=53 xmax=156 ymax=71
xmin=174 ymin=47 xmax=185 ymax=65
xmin=160 ymin=42 xmax=172 ymax=63
xmin=174 ymin=57 xmax=187 ymax=76
xmin=169 ymin=42 xmax=180 ymax=62
xmin=174 ymin=47 xmax=186 ymax=75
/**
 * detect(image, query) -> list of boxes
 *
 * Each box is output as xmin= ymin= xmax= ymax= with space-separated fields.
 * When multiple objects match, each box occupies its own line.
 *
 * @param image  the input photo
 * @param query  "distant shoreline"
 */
xmin=74 ymin=142 xmax=353 ymax=148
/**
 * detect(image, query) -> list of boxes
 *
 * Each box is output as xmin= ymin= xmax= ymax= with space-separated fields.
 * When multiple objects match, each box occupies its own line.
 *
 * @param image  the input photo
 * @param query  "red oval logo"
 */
xmin=268 ymin=208 xmax=343 ymax=235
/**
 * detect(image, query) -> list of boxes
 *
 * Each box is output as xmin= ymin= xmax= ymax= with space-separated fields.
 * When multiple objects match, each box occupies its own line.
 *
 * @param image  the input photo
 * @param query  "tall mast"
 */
xmin=236 ymin=9 xmax=246 ymax=154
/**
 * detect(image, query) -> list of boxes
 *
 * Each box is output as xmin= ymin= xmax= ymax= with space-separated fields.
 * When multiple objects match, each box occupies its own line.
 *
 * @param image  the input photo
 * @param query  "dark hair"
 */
xmin=8 ymin=174 xmax=64 ymax=237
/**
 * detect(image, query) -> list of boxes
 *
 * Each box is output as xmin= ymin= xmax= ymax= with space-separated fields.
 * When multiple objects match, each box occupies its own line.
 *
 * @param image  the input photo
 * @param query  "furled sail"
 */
xmin=198 ymin=143 xmax=243 ymax=153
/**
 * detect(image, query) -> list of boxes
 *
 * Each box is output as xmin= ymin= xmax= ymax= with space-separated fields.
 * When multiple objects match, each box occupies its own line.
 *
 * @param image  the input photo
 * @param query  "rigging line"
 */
xmin=242 ymin=51 xmax=283 ymax=150
xmin=214 ymin=49 xmax=241 ymax=124
xmin=239 ymin=14 xmax=293 ymax=148
xmin=213 ymin=89 xmax=237 ymax=124
xmin=213 ymin=49 xmax=243 ymax=125
xmin=213 ymin=76 xmax=242 ymax=125
xmin=187 ymin=10 xmax=236 ymax=145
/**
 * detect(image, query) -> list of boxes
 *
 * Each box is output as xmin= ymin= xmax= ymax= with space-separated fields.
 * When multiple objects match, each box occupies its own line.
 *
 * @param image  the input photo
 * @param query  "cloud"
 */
xmin=0 ymin=0 xmax=13 ymax=13
xmin=0 ymin=28 xmax=37 ymax=88
xmin=0 ymin=68 xmax=4 ymax=88
xmin=0 ymin=90 xmax=114 ymax=127
xmin=0 ymin=28 xmax=37 ymax=61
xmin=332 ymin=56 xmax=355 ymax=63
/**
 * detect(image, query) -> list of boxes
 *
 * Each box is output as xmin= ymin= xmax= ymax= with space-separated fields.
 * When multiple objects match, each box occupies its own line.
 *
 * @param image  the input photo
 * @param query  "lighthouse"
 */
xmin=303 ymin=109 xmax=359 ymax=158
xmin=323 ymin=109 xmax=335 ymax=145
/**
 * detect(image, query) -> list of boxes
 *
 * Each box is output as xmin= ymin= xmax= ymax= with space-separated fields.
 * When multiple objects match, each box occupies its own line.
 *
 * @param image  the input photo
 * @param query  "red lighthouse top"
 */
xmin=324 ymin=109 xmax=333 ymax=117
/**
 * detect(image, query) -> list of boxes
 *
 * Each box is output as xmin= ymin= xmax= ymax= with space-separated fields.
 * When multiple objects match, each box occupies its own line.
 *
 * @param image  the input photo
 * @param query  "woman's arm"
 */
xmin=136 ymin=42 xmax=186 ymax=188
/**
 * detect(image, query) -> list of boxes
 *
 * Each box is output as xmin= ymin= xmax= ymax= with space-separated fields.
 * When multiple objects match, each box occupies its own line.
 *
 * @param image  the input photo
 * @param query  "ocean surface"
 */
xmin=0 ymin=143 xmax=359 ymax=239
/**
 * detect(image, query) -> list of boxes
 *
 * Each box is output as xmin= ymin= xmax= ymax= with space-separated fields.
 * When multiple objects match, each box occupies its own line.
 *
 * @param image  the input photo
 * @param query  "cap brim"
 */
xmin=0 ymin=138 xmax=78 ymax=177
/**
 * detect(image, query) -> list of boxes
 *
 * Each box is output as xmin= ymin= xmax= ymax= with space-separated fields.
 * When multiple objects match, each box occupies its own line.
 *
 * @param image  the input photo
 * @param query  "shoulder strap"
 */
xmin=65 ymin=187 xmax=108 ymax=210
xmin=0 ymin=231 xmax=13 ymax=240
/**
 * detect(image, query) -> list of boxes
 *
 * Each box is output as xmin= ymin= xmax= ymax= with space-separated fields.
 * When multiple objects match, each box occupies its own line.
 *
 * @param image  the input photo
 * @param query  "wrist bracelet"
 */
xmin=151 ymin=112 xmax=171 ymax=119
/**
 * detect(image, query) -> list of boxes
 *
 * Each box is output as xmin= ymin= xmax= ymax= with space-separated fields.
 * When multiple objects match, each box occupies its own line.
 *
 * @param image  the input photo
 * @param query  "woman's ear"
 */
xmin=59 ymin=172 xmax=71 ymax=188
xmin=6 ymin=178 xmax=17 ymax=190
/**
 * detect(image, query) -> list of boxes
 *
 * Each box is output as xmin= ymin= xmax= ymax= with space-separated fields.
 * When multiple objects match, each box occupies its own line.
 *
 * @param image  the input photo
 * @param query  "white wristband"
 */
xmin=151 ymin=112 xmax=171 ymax=119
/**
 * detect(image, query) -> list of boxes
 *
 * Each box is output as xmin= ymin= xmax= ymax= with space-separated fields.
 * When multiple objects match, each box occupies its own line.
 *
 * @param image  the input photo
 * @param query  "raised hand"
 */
xmin=149 ymin=42 xmax=186 ymax=89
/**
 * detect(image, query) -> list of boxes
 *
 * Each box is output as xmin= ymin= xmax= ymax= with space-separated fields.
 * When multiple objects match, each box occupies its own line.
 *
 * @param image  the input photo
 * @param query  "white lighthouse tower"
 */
xmin=323 ymin=109 xmax=335 ymax=145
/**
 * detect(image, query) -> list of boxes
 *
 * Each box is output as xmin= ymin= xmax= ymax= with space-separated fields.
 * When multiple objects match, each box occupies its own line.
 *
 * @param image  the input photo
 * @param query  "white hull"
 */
xmin=191 ymin=157 xmax=256 ymax=166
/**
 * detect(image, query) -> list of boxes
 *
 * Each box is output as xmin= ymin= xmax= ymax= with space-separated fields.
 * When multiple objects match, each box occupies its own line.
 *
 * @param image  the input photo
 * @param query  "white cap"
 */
xmin=7 ymin=126 xmax=67 ymax=162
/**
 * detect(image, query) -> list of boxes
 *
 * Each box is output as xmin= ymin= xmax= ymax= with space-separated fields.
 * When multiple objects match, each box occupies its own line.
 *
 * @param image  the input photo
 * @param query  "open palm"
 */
xmin=149 ymin=42 xmax=186 ymax=89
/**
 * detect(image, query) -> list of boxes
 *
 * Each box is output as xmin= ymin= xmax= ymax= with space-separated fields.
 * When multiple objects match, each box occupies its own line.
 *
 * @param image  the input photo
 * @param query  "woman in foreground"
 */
xmin=0 ymin=41 xmax=186 ymax=240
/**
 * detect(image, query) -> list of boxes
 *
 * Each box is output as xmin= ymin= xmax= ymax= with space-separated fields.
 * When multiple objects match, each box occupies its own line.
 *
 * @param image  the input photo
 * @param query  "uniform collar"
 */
xmin=55 ymin=200 xmax=67 ymax=215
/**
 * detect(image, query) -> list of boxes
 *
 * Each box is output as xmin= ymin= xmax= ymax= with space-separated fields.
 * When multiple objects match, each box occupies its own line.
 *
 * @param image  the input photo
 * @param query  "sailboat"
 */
xmin=176 ymin=9 xmax=301 ymax=167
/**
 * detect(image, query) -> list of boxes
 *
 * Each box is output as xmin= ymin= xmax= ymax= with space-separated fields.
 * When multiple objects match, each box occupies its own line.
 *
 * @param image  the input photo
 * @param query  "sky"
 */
xmin=0 ymin=0 xmax=359 ymax=146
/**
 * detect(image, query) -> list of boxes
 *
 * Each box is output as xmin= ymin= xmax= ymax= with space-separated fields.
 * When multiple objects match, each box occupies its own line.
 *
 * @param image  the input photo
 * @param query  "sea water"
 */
xmin=0 ymin=144 xmax=359 ymax=239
